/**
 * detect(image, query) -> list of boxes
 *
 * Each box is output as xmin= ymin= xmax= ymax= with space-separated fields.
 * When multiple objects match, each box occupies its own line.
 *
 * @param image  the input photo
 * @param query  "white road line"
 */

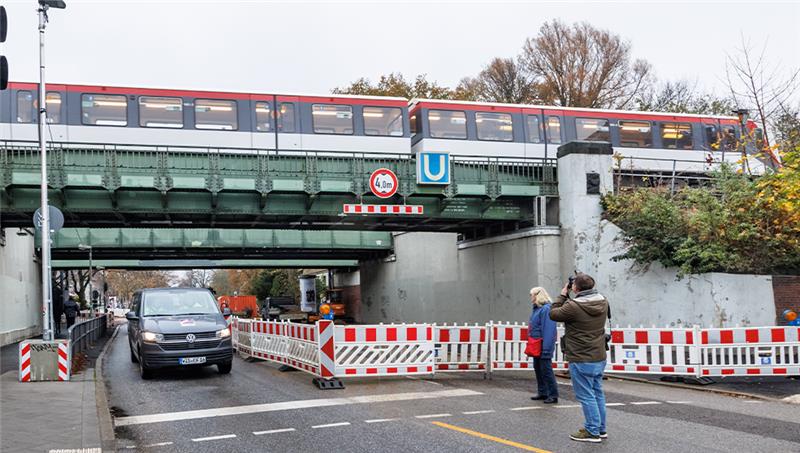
xmin=312 ymin=422 xmax=351 ymax=429
xmin=744 ymin=400 xmax=763 ymax=404
xmin=605 ymin=403 xmax=626 ymax=407
xmin=415 ymin=413 xmax=452 ymax=419
xmin=365 ymin=418 xmax=399 ymax=423
xmin=630 ymin=401 xmax=661 ymax=406
xmin=143 ymin=442 xmax=174 ymax=447
xmin=554 ymin=404 xmax=581 ymax=408
xmin=253 ymin=428 xmax=296 ymax=435
xmin=666 ymin=401 xmax=692 ymax=404
xmin=463 ymin=410 xmax=496 ymax=415
xmin=114 ymin=388 xmax=482 ymax=426
xmin=556 ymin=381 xmax=573 ymax=386
xmin=510 ymin=406 xmax=543 ymax=411
xmin=404 ymin=376 xmax=444 ymax=386
xmin=192 ymin=434 xmax=236 ymax=442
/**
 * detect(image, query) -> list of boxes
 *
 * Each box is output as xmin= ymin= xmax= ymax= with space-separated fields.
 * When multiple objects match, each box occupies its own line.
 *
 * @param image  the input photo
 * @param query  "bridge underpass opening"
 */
xmin=1 ymin=145 xmax=557 ymax=235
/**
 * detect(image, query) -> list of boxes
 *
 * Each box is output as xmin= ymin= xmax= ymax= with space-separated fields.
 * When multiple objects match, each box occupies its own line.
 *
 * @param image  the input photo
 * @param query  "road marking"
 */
xmin=114 ymin=388 xmax=482 ymax=426
xmin=192 ymin=434 xmax=236 ymax=442
xmin=556 ymin=381 xmax=573 ymax=386
xmin=312 ymin=422 xmax=351 ymax=429
xmin=415 ymin=413 xmax=451 ymax=419
xmin=630 ymin=401 xmax=661 ymax=405
xmin=142 ymin=442 xmax=173 ymax=447
xmin=744 ymin=400 xmax=763 ymax=404
xmin=253 ymin=428 xmax=296 ymax=435
xmin=365 ymin=418 xmax=399 ymax=423
xmin=463 ymin=410 xmax=496 ymax=415
xmin=431 ymin=421 xmax=552 ymax=453
xmin=510 ymin=406 xmax=543 ymax=411
xmin=554 ymin=404 xmax=581 ymax=408
xmin=666 ymin=401 xmax=691 ymax=404
xmin=605 ymin=403 xmax=626 ymax=407
xmin=405 ymin=375 xmax=443 ymax=386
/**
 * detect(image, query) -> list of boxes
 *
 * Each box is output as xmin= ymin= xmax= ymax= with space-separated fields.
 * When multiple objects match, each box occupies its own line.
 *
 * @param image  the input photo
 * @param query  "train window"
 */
xmin=546 ymin=117 xmax=562 ymax=144
xmin=476 ymin=112 xmax=513 ymax=141
xmin=409 ymin=113 xmax=418 ymax=134
xmin=312 ymin=104 xmax=353 ymax=135
xmin=721 ymin=125 xmax=737 ymax=151
xmin=81 ymin=94 xmax=128 ymax=126
xmin=661 ymin=123 xmax=693 ymax=149
xmin=704 ymin=125 xmax=718 ymax=149
xmin=195 ymin=99 xmax=237 ymax=130
xmin=429 ymin=110 xmax=467 ymax=139
xmin=139 ymin=96 xmax=183 ymax=128
xmin=45 ymin=92 xmax=62 ymax=124
xmin=255 ymin=102 xmax=271 ymax=132
xmin=278 ymin=103 xmax=296 ymax=133
xmin=576 ymin=118 xmax=610 ymax=142
xmin=364 ymin=107 xmax=403 ymax=136
xmin=618 ymin=121 xmax=652 ymax=148
xmin=526 ymin=115 xmax=542 ymax=143
xmin=16 ymin=91 xmax=34 ymax=123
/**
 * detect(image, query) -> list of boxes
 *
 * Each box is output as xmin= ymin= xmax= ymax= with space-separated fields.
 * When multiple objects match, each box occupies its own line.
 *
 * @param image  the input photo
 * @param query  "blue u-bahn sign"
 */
xmin=416 ymin=152 xmax=450 ymax=185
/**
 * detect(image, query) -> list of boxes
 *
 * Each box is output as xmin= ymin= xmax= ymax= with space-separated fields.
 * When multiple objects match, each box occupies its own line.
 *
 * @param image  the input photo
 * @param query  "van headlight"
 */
xmin=216 ymin=328 xmax=231 ymax=338
xmin=142 ymin=331 xmax=163 ymax=343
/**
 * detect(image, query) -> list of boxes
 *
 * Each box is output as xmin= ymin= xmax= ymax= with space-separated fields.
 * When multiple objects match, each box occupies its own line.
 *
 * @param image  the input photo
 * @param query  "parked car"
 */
xmin=126 ymin=287 xmax=233 ymax=379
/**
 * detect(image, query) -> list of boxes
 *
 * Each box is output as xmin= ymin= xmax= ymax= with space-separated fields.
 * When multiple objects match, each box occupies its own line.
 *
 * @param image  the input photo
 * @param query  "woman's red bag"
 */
xmin=525 ymin=337 xmax=542 ymax=357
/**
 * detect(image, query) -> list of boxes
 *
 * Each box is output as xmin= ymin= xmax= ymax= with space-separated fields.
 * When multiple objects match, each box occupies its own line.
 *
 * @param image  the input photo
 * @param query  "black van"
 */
xmin=126 ymin=287 xmax=232 ymax=379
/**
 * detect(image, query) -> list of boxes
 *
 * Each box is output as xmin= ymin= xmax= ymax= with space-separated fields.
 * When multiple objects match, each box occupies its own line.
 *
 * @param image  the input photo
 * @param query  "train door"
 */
xmin=0 ymin=88 xmax=10 ymax=141
xmin=523 ymin=108 xmax=546 ymax=159
xmin=542 ymin=110 xmax=564 ymax=159
xmin=44 ymin=85 xmax=68 ymax=142
xmin=250 ymin=95 xmax=276 ymax=150
xmin=275 ymin=96 xmax=301 ymax=150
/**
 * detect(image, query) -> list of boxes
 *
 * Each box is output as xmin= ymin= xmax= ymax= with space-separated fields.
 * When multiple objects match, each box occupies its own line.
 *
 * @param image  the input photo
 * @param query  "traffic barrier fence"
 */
xmin=230 ymin=318 xmax=800 ymax=385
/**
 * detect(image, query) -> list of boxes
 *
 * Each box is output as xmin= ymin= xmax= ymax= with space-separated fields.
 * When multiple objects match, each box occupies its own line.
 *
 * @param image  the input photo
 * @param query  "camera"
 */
xmin=566 ymin=270 xmax=579 ymax=292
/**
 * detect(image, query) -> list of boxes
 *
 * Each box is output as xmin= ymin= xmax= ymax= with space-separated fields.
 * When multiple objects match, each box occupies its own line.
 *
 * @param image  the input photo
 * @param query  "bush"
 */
xmin=602 ymin=155 xmax=800 ymax=276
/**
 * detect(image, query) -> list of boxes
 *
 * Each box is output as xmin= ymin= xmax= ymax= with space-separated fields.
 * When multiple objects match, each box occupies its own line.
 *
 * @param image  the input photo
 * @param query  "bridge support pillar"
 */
xmin=556 ymin=141 xmax=614 ymax=280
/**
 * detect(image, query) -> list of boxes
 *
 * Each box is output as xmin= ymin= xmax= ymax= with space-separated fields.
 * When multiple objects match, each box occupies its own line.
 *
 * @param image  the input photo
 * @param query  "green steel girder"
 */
xmin=1 ymin=146 xmax=558 ymax=231
xmin=51 ymin=259 xmax=360 ymax=270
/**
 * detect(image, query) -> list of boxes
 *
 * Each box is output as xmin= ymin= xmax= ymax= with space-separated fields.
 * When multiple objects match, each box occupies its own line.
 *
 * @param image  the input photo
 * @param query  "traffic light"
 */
xmin=1 ymin=6 xmax=7 ymax=90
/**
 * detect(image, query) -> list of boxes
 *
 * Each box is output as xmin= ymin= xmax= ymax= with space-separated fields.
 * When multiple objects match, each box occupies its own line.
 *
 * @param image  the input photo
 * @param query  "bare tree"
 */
xmin=106 ymin=270 xmax=171 ymax=304
xmin=333 ymin=72 xmax=455 ymax=99
xmin=520 ymin=20 xmax=653 ymax=109
xmin=725 ymin=36 xmax=800 ymax=147
xmin=637 ymin=79 xmax=734 ymax=115
xmin=178 ymin=269 xmax=215 ymax=288
xmin=457 ymin=58 xmax=539 ymax=104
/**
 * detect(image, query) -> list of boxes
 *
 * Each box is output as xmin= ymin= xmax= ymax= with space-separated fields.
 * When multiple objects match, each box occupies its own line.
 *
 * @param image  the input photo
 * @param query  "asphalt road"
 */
xmin=105 ymin=324 xmax=800 ymax=453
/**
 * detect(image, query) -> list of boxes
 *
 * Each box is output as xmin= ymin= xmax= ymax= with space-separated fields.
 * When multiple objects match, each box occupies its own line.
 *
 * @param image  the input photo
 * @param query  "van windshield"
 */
xmin=142 ymin=290 xmax=219 ymax=317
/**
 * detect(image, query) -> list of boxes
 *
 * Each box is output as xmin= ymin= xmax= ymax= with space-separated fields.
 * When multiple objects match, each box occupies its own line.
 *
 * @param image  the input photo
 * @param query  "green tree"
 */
xmin=333 ymin=72 xmax=456 ymax=99
xmin=250 ymin=270 xmax=275 ymax=301
xmin=636 ymin=80 xmax=734 ymax=115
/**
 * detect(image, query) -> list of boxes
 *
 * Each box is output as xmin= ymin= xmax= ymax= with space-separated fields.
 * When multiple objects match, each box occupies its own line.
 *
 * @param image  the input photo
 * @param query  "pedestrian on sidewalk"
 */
xmin=64 ymin=295 xmax=80 ymax=330
xmin=550 ymin=273 xmax=609 ymax=443
xmin=52 ymin=281 xmax=65 ymax=336
xmin=528 ymin=287 xmax=559 ymax=404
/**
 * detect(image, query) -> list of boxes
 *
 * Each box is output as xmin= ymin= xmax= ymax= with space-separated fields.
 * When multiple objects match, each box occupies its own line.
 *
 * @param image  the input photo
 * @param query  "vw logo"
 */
xmin=185 ymin=333 xmax=196 ymax=343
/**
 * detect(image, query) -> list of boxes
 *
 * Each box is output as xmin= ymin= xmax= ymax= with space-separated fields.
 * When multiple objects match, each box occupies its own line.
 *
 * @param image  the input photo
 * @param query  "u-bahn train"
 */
xmin=0 ymin=81 xmax=772 ymax=173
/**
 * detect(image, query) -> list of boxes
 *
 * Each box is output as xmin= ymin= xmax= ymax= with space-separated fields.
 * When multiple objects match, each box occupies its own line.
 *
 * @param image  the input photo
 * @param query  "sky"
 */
xmin=1 ymin=0 xmax=799 ymax=99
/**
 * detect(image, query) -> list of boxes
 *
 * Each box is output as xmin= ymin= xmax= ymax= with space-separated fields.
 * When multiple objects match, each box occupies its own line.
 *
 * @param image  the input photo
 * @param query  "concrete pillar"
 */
xmin=557 ymin=141 xmax=614 ymax=281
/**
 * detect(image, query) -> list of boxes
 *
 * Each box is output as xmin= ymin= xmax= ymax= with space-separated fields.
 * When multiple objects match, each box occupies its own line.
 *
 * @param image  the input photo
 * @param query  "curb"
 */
xmin=95 ymin=324 xmax=119 ymax=452
xmin=556 ymin=372 xmax=785 ymax=404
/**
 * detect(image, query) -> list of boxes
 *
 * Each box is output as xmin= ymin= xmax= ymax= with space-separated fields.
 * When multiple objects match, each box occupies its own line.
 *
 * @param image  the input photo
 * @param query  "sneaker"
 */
xmin=530 ymin=395 xmax=547 ymax=401
xmin=600 ymin=431 xmax=608 ymax=439
xmin=543 ymin=397 xmax=558 ymax=404
xmin=570 ymin=429 xmax=601 ymax=443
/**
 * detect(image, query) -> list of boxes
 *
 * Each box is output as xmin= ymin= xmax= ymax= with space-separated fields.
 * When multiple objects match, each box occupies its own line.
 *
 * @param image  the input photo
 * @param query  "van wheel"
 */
xmin=130 ymin=346 xmax=139 ymax=363
xmin=138 ymin=349 xmax=153 ymax=379
xmin=217 ymin=362 xmax=232 ymax=374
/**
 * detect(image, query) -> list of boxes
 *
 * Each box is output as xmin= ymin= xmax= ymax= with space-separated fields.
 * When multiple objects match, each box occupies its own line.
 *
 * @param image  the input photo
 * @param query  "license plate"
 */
xmin=179 ymin=356 xmax=206 ymax=365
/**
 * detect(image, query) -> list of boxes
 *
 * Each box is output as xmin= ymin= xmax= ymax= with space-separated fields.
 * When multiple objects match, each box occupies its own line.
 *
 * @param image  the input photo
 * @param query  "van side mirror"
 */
xmin=125 ymin=311 xmax=138 ymax=321
xmin=222 ymin=307 xmax=231 ymax=316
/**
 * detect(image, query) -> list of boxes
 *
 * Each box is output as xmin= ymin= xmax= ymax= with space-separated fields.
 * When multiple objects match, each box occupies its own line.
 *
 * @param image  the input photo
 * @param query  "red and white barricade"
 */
xmin=488 ymin=322 xmax=569 ymax=374
xmin=700 ymin=326 xmax=800 ymax=376
xmin=19 ymin=340 xmax=70 ymax=382
xmin=233 ymin=318 xmax=253 ymax=358
xmin=332 ymin=324 xmax=434 ymax=377
xmin=606 ymin=327 xmax=700 ymax=376
xmin=250 ymin=320 xmax=321 ymax=376
xmin=433 ymin=323 xmax=488 ymax=372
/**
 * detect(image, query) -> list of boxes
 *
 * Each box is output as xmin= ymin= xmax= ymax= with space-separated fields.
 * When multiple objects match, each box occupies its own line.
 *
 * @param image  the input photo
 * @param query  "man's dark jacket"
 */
xmin=549 ymin=289 xmax=608 ymax=363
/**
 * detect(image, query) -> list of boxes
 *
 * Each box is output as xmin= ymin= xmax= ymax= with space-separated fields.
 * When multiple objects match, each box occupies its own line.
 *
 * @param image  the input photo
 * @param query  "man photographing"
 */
xmin=550 ymin=273 xmax=609 ymax=443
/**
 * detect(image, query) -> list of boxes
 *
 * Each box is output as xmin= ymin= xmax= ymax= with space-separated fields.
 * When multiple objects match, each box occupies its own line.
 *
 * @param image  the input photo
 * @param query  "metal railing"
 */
xmin=67 ymin=313 xmax=111 ymax=357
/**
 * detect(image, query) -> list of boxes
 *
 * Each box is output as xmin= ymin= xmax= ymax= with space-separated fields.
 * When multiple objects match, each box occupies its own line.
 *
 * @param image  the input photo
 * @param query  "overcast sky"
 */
xmin=2 ymin=0 xmax=799 ymax=99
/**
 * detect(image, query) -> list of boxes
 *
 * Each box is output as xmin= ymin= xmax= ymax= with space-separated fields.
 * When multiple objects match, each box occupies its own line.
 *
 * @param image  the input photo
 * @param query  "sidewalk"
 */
xmin=0 ymin=325 xmax=115 ymax=453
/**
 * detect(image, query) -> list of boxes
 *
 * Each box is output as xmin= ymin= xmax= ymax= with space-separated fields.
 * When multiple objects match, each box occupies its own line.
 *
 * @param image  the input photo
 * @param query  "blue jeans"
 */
xmin=569 ymin=361 xmax=606 ymax=436
xmin=533 ymin=357 xmax=559 ymax=398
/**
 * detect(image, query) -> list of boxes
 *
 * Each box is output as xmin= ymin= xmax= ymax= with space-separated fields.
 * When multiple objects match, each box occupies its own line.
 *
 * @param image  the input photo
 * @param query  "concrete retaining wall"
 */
xmin=0 ymin=229 xmax=42 ymax=346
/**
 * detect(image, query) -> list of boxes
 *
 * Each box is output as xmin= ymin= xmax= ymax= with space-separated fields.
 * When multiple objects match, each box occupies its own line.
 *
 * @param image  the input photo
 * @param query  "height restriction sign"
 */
xmin=369 ymin=168 xmax=398 ymax=198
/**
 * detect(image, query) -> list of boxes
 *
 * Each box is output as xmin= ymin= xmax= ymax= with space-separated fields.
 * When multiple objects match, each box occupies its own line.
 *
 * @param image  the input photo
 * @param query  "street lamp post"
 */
xmin=37 ymin=0 xmax=66 ymax=341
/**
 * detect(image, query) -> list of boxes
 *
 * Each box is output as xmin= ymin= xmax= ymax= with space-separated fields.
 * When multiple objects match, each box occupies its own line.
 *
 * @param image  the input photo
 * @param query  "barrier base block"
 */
xmin=279 ymin=365 xmax=300 ymax=372
xmin=313 ymin=377 xmax=345 ymax=390
xmin=665 ymin=375 xmax=715 ymax=386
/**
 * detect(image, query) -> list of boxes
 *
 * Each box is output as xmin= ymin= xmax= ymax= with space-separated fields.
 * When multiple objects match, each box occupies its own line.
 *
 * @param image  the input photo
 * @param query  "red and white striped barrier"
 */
xmin=332 ymin=324 xmax=434 ymax=377
xmin=18 ymin=340 xmax=70 ymax=382
xmin=607 ymin=327 xmax=700 ymax=376
xmin=343 ymin=204 xmax=424 ymax=215
xmin=19 ymin=343 xmax=31 ymax=382
xmin=434 ymin=323 xmax=488 ymax=372
xmin=249 ymin=320 xmax=321 ymax=376
xmin=57 ymin=342 xmax=69 ymax=381
xmin=700 ymin=327 xmax=800 ymax=376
